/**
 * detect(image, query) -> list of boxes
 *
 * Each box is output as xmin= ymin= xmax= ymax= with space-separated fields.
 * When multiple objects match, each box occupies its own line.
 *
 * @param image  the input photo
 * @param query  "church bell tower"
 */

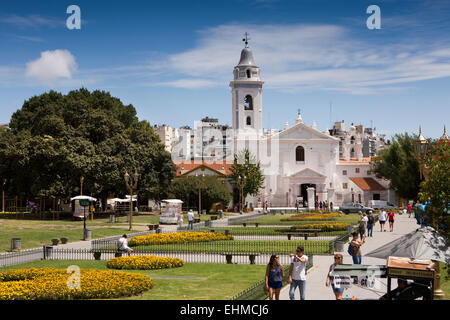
xmin=230 ymin=33 xmax=264 ymax=137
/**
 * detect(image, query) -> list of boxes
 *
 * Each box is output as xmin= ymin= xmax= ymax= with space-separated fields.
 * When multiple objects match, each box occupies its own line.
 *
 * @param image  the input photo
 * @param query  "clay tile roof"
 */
xmin=349 ymin=177 xmax=386 ymax=191
xmin=339 ymin=157 xmax=372 ymax=164
xmin=174 ymin=161 xmax=233 ymax=176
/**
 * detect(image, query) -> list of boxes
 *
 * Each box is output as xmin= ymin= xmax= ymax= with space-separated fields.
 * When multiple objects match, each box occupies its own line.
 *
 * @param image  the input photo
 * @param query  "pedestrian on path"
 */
xmin=388 ymin=210 xmax=395 ymax=232
xmin=379 ymin=210 xmax=387 ymax=232
xmin=177 ymin=212 xmax=184 ymax=228
xmin=325 ymin=254 xmax=346 ymax=300
xmin=288 ymin=245 xmax=308 ymax=300
xmin=350 ymin=232 xmax=364 ymax=264
xmin=407 ymin=204 xmax=413 ymax=218
xmin=367 ymin=211 xmax=375 ymax=237
xmin=187 ymin=210 xmax=194 ymax=230
xmin=265 ymin=255 xmax=285 ymax=300
xmin=358 ymin=212 xmax=368 ymax=240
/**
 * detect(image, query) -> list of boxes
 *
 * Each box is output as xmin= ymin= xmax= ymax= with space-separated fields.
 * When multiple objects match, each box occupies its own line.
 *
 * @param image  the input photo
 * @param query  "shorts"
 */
xmin=331 ymin=283 xmax=345 ymax=294
xmin=379 ymin=221 xmax=385 ymax=225
xmin=268 ymin=281 xmax=283 ymax=289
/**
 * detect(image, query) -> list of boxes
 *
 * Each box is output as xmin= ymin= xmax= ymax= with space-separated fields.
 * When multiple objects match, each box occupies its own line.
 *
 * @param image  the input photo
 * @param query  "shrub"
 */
xmin=107 ymin=255 xmax=184 ymax=270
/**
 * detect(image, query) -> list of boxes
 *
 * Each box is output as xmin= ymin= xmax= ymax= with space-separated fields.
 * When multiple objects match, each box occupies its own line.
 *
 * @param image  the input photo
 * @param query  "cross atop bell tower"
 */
xmin=242 ymin=32 xmax=250 ymax=47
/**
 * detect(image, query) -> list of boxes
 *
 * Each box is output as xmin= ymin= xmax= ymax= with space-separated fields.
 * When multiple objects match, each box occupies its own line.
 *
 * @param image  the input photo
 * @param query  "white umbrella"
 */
xmin=366 ymin=226 xmax=450 ymax=263
xmin=70 ymin=195 xmax=97 ymax=202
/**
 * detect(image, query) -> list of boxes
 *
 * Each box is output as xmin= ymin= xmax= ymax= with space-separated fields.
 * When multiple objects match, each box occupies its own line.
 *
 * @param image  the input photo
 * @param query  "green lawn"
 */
xmin=0 ymin=260 xmax=266 ymax=300
xmin=436 ymin=262 xmax=450 ymax=300
xmin=246 ymin=213 xmax=361 ymax=226
xmin=126 ymin=239 xmax=330 ymax=254
xmin=0 ymin=219 xmax=132 ymax=252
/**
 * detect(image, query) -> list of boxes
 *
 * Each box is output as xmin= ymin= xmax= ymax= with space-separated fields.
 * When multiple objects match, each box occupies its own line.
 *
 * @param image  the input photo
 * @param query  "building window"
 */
xmin=244 ymin=95 xmax=253 ymax=110
xmin=295 ymin=146 xmax=305 ymax=162
xmin=343 ymin=170 xmax=347 ymax=176
xmin=246 ymin=116 xmax=251 ymax=126
xmin=355 ymin=168 xmax=360 ymax=173
xmin=373 ymin=193 xmax=380 ymax=200
xmin=350 ymin=148 xmax=355 ymax=158
xmin=246 ymin=69 xmax=251 ymax=78
xmin=342 ymin=183 xmax=348 ymax=189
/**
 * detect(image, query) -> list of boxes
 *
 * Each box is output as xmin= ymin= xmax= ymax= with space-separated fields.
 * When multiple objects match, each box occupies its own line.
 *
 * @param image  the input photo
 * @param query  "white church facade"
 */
xmin=230 ymin=39 xmax=395 ymax=209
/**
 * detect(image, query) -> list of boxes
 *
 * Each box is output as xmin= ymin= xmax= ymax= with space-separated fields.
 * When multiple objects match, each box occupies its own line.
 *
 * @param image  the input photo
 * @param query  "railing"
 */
xmin=231 ymin=256 xmax=314 ymax=300
xmin=0 ymin=248 xmax=43 ymax=268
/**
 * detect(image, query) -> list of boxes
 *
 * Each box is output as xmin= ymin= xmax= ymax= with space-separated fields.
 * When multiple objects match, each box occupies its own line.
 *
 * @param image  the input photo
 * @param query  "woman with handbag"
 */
xmin=265 ymin=254 xmax=285 ymax=300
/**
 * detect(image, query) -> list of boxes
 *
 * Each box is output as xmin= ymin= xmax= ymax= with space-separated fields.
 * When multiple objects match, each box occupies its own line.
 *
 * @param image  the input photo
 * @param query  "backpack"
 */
xmin=368 ymin=215 xmax=375 ymax=225
xmin=347 ymin=243 xmax=353 ymax=256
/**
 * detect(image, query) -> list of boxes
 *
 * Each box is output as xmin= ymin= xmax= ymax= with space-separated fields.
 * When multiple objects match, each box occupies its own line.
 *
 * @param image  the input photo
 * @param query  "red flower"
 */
xmin=438 ymin=140 xmax=442 ymax=145
xmin=429 ymin=149 xmax=433 ymax=153
xmin=445 ymin=154 xmax=448 ymax=158
xmin=434 ymin=155 xmax=438 ymax=160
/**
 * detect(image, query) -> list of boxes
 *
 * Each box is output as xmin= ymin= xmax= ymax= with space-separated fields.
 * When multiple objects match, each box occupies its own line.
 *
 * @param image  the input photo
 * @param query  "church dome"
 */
xmin=238 ymin=46 xmax=256 ymax=66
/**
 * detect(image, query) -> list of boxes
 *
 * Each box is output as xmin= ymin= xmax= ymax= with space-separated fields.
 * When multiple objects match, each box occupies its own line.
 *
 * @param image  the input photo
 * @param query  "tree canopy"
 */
xmin=370 ymin=133 xmax=421 ymax=201
xmin=229 ymin=149 xmax=265 ymax=205
xmin=0 ymin=88 xmax=176 ymax=205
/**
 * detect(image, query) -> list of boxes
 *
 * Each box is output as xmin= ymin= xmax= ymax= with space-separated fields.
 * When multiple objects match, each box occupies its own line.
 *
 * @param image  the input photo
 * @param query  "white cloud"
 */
xmin=161 ymin=23 xmax=450 ymax=94
xmin=25 ymin=50 xmax=77 ymax=86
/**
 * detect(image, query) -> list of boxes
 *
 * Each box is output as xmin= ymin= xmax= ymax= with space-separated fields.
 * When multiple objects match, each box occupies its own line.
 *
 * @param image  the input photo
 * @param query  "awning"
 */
xmin=70 ymin=195 xmax=97 ymax=202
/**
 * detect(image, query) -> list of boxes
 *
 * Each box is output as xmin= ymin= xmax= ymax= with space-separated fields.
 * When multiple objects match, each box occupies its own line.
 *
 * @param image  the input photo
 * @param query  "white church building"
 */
xmin=230 ymin=39 xmax=395 ymax=209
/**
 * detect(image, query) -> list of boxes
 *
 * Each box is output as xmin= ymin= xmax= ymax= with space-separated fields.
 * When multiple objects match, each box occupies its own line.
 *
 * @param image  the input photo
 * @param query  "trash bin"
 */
xmin=156 ymin=228 xmax=162 ymax=234
xmin=334 ymin=240 xmax=344 ymax=252
xmin=205 ymin=220 xmax=212 ymax=228
xmin=84 ymin=229 xmax=92 ymax=240
xmin=11 ymin=238 xmax=21 ymax=251
xmin=219 ymin=211 xmax=224 ymax=219
xmin=43 ymin=245 xmax=53 ymax=259
xmin=109 ymin=215 xmax=115 ymax=223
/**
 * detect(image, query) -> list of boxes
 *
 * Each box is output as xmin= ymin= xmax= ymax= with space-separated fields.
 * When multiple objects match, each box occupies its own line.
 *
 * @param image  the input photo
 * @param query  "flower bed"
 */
xmin=107 ymin=255 xmax=184 ymax=270
xmin=283 ymin=213 xmax=344 ymax=221
xmin=292 ymin=223 xmax=349 ymax=231
xmin=0 ymin=268 xmax=153 ymax=300
xmin=128 ymin=231 xmax=233 ymax=247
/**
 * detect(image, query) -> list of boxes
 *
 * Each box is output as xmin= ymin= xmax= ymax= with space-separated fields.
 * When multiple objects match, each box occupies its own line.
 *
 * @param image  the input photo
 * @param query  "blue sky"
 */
xmin=1 ymin=0 xmax=449 ymax=139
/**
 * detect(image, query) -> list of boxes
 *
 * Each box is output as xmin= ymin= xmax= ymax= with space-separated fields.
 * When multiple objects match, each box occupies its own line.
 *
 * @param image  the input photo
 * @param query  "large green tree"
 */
xmin=168 ymin=175 xmax=231 ymax=212
xmin=370 ymin=133 xmax=421 ymax=202
xmin=419 ymin=138 xmax=450 ymax=235
xmin=229 ymin=149 xmax=265 ymax=206
xmin=0 ymin=89 xmax=176 ymax=207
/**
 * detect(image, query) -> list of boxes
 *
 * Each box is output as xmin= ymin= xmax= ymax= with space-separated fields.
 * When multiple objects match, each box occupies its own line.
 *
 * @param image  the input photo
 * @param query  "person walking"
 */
xmin=407 ymin=204 xmax=413 ymax=218
xmin=325 ymin=254 xmax=346 ymax=300
xmin=358 ymin=212 xmax=368 ymax=240
xmin=367 ymin=211 xmax=375 ymax=237
xmin=379 ymin=209 xmax=387 ymax=232
xmin=177 ymin=212 xmax=184 ymax=228
xmin=330 ymin=202 xmax=333 ymax=212
xmin=187 ymin=209 xmax=194 ymax=230
xmin=349 ymin=232 xmax=364 ymax=264
xmin=117 ymin=234 xmax=134 ymax=256
xmin=265 ymin=255 xmax=285 ymax=300
xmin=288 ymin=245 xmax=308 ymax=300
xmin=388 ymin=210 xmax=395 ymax=232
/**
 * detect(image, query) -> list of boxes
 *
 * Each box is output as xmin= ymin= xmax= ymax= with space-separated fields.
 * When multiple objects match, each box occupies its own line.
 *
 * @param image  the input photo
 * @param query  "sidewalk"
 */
xmin=278 ymin=214 xmax=420 ymax=300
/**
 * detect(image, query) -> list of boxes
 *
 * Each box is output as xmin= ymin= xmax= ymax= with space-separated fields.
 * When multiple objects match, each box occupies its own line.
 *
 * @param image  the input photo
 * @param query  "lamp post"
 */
xmin=237 ymin=175 xmax=246 ymax=214
xmin=413 ymin=126 xmax=445 ymax=298
xmin=195 ymin=173 xmax=205 ymax=215
xmin=2 ymin=178 xmax=6 ymax=213
xmin=124 ymin=171 xmax=139 ymax=231
xmin=80 ymin=176 xmax=84 ymax=196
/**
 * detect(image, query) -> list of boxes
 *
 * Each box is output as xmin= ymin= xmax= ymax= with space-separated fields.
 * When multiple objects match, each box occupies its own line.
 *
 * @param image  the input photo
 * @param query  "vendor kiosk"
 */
xmin=329 ymin=256 xmax=435 ymax=300
xmin=159 ymin=199 xmax=183 ymax=224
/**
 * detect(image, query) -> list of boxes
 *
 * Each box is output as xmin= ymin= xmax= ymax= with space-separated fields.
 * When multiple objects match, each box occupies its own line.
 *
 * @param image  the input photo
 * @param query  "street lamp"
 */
xmin=413 ymin=126 xmax=429 ymax=180
xmin=195 ymin=173 xmax=205 ymax=215
xmin=80 ymin=176 xmax=84 ymax=196
xmin=124 ymin=171 xmax=139 ymax=231
xmin=237 ymin=175 xmax=247 ymax=214
xmin=2 ymin=178 xmax=6 ymax=213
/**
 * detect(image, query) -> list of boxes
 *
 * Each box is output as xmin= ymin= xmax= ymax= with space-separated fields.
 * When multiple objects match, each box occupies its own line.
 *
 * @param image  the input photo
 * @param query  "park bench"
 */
xmin=209 ymin=228 xmax=231 ymax=235
xmin=286 ymin=229 xmax=319 ymax=240
xmin=221 ymin=253 xmax=260 ymax=265
xmin=147 ymin=224 xmax=159 ymax=231
xmin=242 ymin=222 xmax=259 ymax=227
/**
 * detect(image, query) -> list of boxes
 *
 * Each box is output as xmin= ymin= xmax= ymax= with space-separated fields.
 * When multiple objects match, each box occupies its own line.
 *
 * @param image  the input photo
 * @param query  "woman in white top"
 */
xmin=378 ymin=210 xmax=387 ymax=232
xmin=325 ymin=254 xmax=345 ymax=300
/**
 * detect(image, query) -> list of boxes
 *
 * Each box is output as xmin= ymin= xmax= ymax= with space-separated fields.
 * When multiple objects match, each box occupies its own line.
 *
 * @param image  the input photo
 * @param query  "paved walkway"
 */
xmin=278 ymin=214 xmax=420 ymax=300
